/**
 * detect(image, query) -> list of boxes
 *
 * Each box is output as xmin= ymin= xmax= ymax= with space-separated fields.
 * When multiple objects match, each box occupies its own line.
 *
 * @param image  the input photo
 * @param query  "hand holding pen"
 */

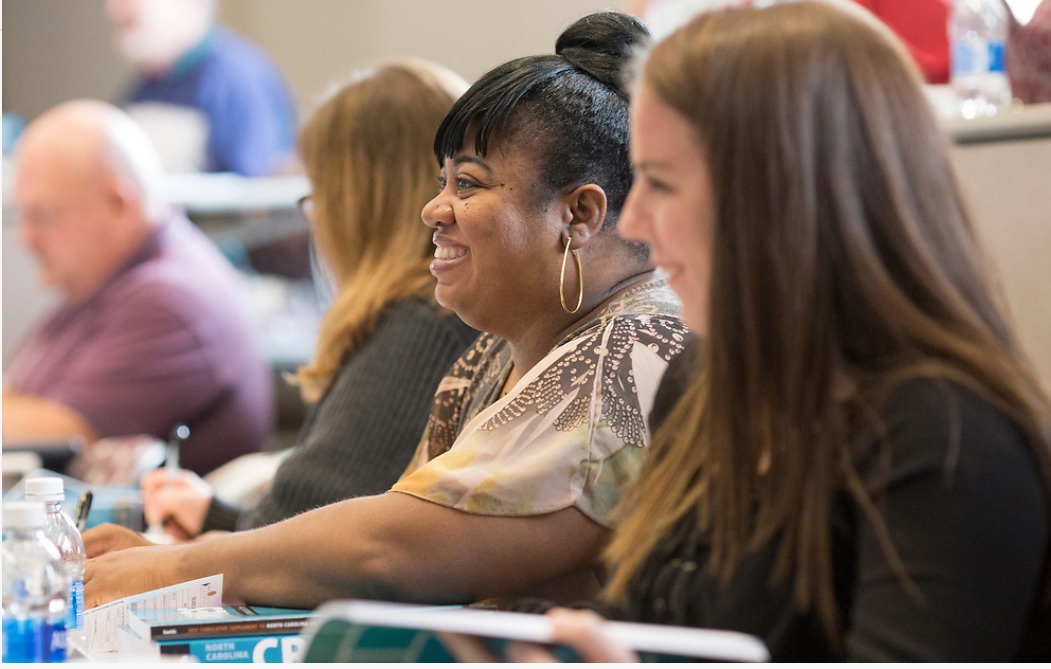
xmin=142 ymin=424 xmax=193 ymax=542
xmin=165 ymin=423 xmax=190 ymax=474
xmin=140 ymin=466 xmax=214 ymax=541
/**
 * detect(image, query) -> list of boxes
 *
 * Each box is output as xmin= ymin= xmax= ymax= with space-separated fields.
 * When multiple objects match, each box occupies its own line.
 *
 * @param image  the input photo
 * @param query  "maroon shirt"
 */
xmin=6 ymin=213 xmax=274 ymax=475
xmin=1008 ymin=0 xmax=1051 ymax=104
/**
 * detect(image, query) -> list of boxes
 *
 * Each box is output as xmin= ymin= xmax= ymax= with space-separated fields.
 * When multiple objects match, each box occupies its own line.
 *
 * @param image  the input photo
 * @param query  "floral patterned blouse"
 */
xmin=391 ymin=276 xmax=688 ymax=526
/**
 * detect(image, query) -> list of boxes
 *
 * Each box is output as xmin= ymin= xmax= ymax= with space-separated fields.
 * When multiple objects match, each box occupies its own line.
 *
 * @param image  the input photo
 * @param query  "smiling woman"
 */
xmin=620 ymin=82 xmax=715 ymax=336
xmin=83 ymin=11 xmax=689 ymax=613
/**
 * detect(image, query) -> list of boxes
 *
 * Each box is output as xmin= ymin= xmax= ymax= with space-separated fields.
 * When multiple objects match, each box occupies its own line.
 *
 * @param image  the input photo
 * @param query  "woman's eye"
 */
xmin=435 ymin=173 xmax=488 ymax=194
xmin=645 ymin=175 xmax=671 ymax=193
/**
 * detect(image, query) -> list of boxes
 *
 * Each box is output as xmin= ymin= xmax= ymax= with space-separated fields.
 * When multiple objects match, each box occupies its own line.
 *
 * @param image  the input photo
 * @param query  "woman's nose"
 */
xmin=421 ymin=193 xmax=453 ymax=229
xmin=618 ymin=185 xmax=648 ymax=243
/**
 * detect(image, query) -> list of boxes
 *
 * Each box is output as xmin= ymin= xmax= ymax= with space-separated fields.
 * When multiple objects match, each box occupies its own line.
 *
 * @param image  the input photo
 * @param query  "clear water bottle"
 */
xmin=25 ymin=476 xmax=87 ymax=646
xmin=949 ymin=0 xmax=1012 ymax=118
xmin=2 ymin=501 xmax=68 ymax=663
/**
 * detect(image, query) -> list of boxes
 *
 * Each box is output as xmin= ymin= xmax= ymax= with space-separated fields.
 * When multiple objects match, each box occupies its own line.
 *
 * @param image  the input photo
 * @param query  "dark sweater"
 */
xmin=202 ymin=298 xmax=478 ymax=532
xmin=619 ymin=346 xmax=1051 ymax=661
xmin=515 ymin=342 xmax=1051 ymax=661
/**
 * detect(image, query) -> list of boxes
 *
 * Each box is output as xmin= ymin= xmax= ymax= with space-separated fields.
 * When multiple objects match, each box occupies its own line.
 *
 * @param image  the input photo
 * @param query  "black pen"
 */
xmin=144 ymin=423 xmax=191 ymax=541
xmin=75 ymin=490 xmax=93 ymax=533
xmin=166 ymin=423 xmax=190 ymax=474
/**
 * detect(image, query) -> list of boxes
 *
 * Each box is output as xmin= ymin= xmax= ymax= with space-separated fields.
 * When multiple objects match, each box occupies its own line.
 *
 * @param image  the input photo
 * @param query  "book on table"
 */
xmin=126 ymin=603 xmax=316 ymax=642
xmin=76 ymin=572 xmax=315 ymax=659
xmin=155 ymin=631 xmax=305 ymax=663
xmin=300 ymin=599 xmax=770 ymax=663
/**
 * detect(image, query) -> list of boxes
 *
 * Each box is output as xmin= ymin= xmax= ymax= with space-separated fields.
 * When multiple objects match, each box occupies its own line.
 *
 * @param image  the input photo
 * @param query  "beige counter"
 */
xmin=946 ymin=102 xmax=1051 ymax=390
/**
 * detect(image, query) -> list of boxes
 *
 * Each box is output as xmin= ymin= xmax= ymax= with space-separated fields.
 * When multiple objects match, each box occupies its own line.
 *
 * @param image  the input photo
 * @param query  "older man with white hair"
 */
xmin=3 ymin=99 xmax=274 ymax=476
xmin=106 ymin=0 xmax=296 ymax=176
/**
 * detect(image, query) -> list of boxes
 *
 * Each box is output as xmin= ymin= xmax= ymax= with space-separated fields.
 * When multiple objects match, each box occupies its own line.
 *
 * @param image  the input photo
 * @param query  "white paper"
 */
xmin=82 ymin=573 xmax=223 ymax=653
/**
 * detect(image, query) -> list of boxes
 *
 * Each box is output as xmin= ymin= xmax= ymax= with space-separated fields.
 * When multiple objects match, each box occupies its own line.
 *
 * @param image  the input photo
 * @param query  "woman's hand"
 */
xmin=545 ymin=608 xmax=638 ymax=662
xmin=82 ymin=522 xmax=156 ymax=557
xmin=141 ymin=467 xmax=214 ymax=538
xmin=84 ymin=542 xmax=192 ymax=608
xmin=438 ymin=607 xmax=639 ymax=662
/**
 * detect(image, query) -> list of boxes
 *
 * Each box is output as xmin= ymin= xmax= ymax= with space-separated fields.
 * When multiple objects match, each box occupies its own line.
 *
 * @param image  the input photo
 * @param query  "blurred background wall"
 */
xmin=3 ymin=0 xmax=621 ymax=124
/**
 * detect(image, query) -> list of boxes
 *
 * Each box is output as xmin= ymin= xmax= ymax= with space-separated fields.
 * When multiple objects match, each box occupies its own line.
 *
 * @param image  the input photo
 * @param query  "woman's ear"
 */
xmin=564 ymin=184 xmax=608 ymax=248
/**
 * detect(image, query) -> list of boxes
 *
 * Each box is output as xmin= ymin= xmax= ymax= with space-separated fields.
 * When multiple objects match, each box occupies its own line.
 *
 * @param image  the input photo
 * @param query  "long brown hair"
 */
xmin=287 ymin=60 xmax=468 ymax=403
xmin=605 ymin=0 xmax=1051 ymax=641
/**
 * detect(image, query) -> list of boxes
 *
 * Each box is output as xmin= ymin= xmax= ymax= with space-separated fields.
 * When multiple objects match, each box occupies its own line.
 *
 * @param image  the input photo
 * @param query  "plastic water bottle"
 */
xmin=2 ymin=501 xmax=68 ymax=663
xmin=949 ymin=0 xmax=1012 ymax=118
xmin=25 ymin=476 xmax=87 ymax=647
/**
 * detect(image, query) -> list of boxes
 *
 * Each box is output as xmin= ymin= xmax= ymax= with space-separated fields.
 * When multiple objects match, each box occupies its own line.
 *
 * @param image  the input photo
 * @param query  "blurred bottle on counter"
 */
xmin=24 ymin=477 xmax=87 ymax=646
xmin=2 ymin=501 xmax=69 ymax=663
xmin=949 ymin=0 xmax=1013 ymax=117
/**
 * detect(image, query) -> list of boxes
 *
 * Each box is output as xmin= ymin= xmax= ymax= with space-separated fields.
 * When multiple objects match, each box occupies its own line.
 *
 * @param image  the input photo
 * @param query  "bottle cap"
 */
xmin=24 ymin=476 xmax=65 ymax=501
xmin=3 ymin=501 xmax=47 ymax=529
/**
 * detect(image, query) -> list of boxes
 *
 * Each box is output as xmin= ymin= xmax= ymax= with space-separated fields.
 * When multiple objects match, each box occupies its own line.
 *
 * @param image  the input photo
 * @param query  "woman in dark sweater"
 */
xmin=135 ymin=60 xmax=478 ymax=538
xmin=444 ymin=1 xmax=1051 ymax=662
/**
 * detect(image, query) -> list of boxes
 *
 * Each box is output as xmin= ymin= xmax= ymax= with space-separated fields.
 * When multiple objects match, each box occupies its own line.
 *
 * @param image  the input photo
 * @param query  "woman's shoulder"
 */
xmin=602 ymin=275 xmax=684 ymax=322
xmin=375 ymin=298 xmax=480 ymax=345
xmin=858 ymin=375 xmax=1043 ymax=494
xmin=648 ymin=335 xmax=702 ymax=429
xmin=570 ymin=276 xmax=689 ymax=356
xmin=875 ymin=376 xmax=1025 ymax=446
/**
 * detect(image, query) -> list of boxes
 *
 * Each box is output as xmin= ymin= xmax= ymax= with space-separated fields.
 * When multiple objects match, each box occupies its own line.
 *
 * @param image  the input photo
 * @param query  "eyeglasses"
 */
xmin=297 ymin=194 xmax=314 ymax=223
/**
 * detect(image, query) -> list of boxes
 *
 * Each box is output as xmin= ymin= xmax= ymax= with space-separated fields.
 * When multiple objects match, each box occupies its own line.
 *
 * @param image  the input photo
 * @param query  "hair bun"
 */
xmin=555 ymin=11 xmax=651 ymax=97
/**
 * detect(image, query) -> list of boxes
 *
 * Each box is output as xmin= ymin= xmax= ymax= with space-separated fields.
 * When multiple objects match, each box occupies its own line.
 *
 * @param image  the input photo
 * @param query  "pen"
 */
xmin=144 ymin=423 xmax=191 ymax=543
xmin=166 ymin=423 xmax=190 ymax=474
xmin=75 ymin=490 xmax=93 ymax=533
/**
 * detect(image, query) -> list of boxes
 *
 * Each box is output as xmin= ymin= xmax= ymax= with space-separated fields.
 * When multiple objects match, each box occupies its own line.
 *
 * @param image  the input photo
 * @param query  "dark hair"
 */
xmin=433 ymin=11 xmax=650 ymax=223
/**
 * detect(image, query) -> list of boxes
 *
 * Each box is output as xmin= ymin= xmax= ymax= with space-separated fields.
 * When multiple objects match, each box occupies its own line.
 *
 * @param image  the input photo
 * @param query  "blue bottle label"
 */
xmin=70 ymin=578 xmax=85 ymax=631
xmin=45 ymin=617 xmax=68 ymax=662
xmin=3 ymin=616 xmax=47 ymax=663
xmin=987 ymin=41 xmax=1006 ymax=74
xmin=952 ymin=41 xmax=975 ymax=76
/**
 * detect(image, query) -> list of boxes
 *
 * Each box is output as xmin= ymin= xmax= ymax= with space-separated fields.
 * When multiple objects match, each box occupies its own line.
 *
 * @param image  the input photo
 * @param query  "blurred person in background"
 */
xmin=3 ymin=99 xmax=274 ymax=477
xmin=106 ymin=0 xmax=296 ymax=176
xmin=88 ymin=60 xmax=480 ymax=543
xmin=1007 ymin=0 xmax=1051 ymax=103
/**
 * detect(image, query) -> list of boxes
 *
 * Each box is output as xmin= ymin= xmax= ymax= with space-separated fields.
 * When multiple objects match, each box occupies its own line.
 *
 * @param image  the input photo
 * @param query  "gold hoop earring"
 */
xmin=560 ymin=236 xmax=583 ymax=314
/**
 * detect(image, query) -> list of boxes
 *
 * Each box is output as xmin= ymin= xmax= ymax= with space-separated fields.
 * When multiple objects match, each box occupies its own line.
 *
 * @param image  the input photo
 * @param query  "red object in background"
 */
xmin=853 ymin=0 xmax=952 ymax=83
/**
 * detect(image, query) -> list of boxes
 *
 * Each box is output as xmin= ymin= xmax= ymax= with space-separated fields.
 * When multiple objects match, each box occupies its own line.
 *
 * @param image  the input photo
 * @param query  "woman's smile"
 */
xmin=430 ymin=235 xmax=469 ymax=277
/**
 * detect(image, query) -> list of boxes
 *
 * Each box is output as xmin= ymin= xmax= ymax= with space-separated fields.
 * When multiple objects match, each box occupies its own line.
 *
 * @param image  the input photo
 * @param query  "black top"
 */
xmin=202 ymin=299 xmax=478 ymax=532
xmin=516 ymin=341 xmax=1051 ymax=661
